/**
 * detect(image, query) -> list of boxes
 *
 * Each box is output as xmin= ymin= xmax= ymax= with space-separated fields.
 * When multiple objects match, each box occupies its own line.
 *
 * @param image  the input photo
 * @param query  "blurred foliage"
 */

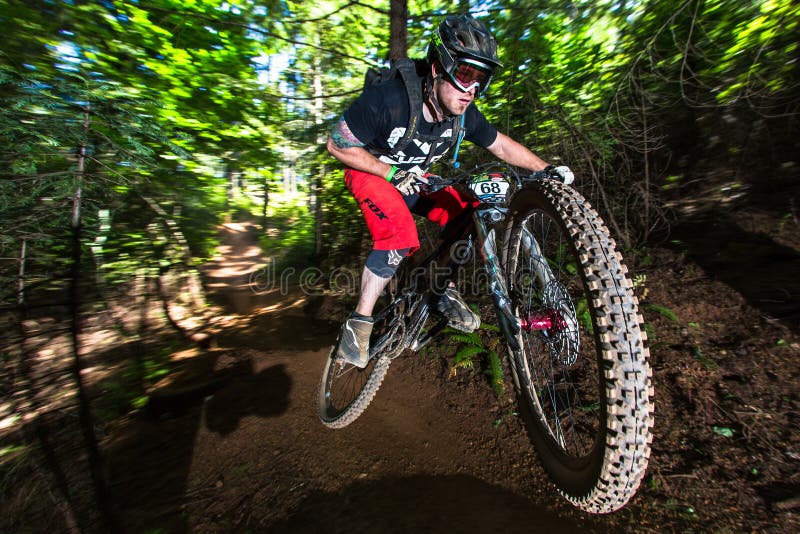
xmin=257 ymin=190 xmax=317 ymax=268
xmin=0 ymin=0 xmax=797 ymax=298
xmin=0 ymin=3 xmax=796 ymax=525
xmin=0 ymin=0 xmax=281 ymax=304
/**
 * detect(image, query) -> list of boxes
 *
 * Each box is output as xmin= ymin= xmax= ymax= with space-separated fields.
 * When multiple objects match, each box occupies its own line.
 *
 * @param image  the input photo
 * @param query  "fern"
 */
xmin=447 ymin=329 xmax=506 ymax=397
xmin=452 ymin=344 xmax=483 ymax=372
xmin=644 ymin=303 xmax=680 ymax=323
xmin=449 ymin=331 xmax=482 ymax=346
xmin=455 ymin=345 xmax=485 ymax=359
xmin=485 ymin=350 xmax=504 ymax=396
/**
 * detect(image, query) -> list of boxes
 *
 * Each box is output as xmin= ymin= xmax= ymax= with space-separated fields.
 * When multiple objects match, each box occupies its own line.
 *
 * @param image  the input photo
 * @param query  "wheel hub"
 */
xmin=520 ymin=309 xmax=568 ymax=333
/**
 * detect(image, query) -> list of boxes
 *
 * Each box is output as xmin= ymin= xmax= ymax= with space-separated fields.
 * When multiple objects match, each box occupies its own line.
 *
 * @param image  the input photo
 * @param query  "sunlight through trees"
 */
xmin=1 ymin=0 xmax=797 ymax=528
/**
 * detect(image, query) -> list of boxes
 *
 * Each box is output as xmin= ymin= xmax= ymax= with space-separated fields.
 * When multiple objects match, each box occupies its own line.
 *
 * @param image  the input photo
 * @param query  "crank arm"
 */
xmin=410 ymin=317 xmax=449 ymax=352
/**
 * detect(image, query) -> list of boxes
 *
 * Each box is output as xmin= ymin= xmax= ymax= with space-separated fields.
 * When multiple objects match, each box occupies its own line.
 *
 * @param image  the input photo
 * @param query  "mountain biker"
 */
xmin=327 ymin=14 xmax=574 ymax=368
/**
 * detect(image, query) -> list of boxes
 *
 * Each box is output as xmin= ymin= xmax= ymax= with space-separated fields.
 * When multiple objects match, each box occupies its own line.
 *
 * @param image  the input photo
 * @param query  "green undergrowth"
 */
xmin=93 ymin=339 xmax=190 ymax=422
xmin=255 ymin=191 xmax=315 ymax=269
xmin=440 ymin=305 xmax=505 ymax=397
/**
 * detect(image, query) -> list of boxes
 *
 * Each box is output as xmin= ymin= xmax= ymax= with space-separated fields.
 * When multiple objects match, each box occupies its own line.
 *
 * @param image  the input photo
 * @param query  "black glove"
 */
xmin=544 ymin=165 xmax=575 ymax=185
xmin=389 ymin=168 xmax=429 ymax=196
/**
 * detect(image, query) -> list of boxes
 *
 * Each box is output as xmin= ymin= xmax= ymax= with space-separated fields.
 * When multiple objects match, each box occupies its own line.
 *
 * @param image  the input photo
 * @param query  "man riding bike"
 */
xmin=327 ymin=14 xmax=574 ymax=368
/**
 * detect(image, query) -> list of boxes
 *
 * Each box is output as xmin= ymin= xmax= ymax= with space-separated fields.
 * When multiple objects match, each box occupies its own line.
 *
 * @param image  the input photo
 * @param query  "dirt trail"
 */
xmin=106 ymin=220 xmax=798 ymax=533
xmin=107 ymin=222 xmax=593 ymax=532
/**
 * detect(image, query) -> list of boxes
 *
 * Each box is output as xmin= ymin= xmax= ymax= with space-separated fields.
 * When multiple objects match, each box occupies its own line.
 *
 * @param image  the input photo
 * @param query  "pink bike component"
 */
xmin=520 ymin=309 xmax=567 ymax=333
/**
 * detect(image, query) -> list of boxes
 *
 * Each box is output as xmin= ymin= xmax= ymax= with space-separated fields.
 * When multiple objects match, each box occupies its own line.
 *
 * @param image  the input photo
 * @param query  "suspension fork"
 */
xmin=520 ymin=226 xmax=555 ymax=287
xmin=473 ymin=209 xmax=521 ymax=350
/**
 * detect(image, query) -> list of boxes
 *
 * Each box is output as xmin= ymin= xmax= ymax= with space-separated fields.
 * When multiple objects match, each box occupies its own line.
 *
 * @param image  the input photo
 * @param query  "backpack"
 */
xmin=364 ymin=58 xmax=464 ymax=165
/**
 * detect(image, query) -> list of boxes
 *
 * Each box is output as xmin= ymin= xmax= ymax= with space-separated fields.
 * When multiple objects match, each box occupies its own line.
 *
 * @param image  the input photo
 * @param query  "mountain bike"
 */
xmin=317 ymin=164 xmax=654 ymax=513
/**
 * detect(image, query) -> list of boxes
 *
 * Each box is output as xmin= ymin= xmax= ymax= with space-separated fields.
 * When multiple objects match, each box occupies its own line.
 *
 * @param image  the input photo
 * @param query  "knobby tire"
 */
xmin=317 ymin=347 xmax=391 ymax=429
xmin=318 ymin=282 xmax=409 ymax=429
xmin=504 ymin=179 xmax=654 ymax=513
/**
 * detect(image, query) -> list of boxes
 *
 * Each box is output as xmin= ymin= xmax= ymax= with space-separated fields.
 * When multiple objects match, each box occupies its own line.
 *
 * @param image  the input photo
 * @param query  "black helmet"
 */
xmin=427 ymin=15 xmax=502 ymax=72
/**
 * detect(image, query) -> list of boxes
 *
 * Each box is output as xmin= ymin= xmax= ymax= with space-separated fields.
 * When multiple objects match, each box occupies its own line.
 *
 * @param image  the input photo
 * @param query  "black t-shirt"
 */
xmin=343 ymin=79 xmax=498 ymax=175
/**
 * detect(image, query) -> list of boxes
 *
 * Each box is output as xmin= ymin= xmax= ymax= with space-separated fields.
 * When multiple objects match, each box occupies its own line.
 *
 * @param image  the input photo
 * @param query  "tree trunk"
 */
xmin=15 ymin=242 xmax=83 ymax=532
xmin=17 ymin=239 xmax=26 ymax=306
xmin=641 ymin=91 xmax=651 ymax=242
xmin=268 ymin=175 xmax=269 ymax=234
xmin=69 ymin=105 xmax=118 ymax=531
xmin=389 ymin=0 xmax=408 ymax=61
xmin=311 ymin=50 xmax=326 ymax=258
xmin=90 ymin=209 xmax=111 ymax=272
xmin=225 ymin=159 xmax=239 ymax=207
xmin=315 ymin=165 xmax=325 ymax=258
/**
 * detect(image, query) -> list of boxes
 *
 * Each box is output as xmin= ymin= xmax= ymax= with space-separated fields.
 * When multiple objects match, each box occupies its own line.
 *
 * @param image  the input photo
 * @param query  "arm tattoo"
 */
xmin=331 ymin=116 xmax=365 ymax=149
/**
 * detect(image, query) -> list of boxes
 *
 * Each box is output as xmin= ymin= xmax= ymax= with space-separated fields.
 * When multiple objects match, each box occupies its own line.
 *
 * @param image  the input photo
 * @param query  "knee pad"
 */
xmin=365 ymin=248 xmax=409 ymax=278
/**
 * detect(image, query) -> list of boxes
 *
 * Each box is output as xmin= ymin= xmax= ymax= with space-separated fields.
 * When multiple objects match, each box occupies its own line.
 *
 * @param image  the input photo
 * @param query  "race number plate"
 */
xmin=469 ymin=173 xmax=510 ymax=204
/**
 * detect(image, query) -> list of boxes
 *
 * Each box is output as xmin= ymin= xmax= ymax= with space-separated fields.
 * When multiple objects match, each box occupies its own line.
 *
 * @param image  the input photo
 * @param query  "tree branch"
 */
xmin=285 ymin=1 xmax=389 ymax=24
xmin=136 ymin=2 xmax=379 ymax=66
xmin=263 ymin=87 xmax=363 ymax=101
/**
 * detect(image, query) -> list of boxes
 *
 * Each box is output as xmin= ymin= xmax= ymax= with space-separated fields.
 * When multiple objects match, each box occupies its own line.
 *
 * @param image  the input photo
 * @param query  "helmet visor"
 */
xmin=446 ymin=59 xmax=494 ymax=94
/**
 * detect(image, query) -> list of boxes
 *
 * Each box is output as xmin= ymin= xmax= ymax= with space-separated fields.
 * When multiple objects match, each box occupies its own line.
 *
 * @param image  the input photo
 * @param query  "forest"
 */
xmin=1 ymin=0 xmax=798 ymax=532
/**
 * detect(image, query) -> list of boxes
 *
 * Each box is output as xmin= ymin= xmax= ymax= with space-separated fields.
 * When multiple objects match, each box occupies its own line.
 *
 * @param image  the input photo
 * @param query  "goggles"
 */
xmin=445 ymin=58 xmax=494 ymax=95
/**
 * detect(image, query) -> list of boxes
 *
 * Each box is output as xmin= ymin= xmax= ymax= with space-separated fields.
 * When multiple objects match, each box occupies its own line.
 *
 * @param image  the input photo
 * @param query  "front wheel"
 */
xmin=504 ymin=179 xmax=654 ymax=513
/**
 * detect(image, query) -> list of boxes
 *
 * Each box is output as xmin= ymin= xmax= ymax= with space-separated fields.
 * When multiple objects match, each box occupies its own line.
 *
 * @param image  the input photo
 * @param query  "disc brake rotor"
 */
xmin=542 ymin=280 xmax=580 ymax=366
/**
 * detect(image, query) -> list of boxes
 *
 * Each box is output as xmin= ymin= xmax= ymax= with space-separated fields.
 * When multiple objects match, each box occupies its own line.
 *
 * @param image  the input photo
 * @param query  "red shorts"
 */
xmin=344 ymin=168 xmax=478 ymax=256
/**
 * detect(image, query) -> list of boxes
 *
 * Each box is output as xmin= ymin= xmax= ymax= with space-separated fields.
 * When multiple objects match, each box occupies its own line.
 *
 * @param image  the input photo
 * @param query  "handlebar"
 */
xmin=424 ymin=167 xmax=559 ymax=192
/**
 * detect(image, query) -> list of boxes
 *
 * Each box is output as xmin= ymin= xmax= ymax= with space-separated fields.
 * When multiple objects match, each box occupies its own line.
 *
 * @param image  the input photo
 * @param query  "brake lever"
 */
xmin=422 ymin=174 xmax=456 ymax=193
xmin=523 ymin=170 xmax=556 ymax=182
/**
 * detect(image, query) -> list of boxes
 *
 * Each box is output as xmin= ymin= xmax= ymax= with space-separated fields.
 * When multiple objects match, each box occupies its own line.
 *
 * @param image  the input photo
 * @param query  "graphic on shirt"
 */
xmin=380 ymin=127 xmax=455 ymax=175
xmin=387 ymin=127 xmax=407 ymax=149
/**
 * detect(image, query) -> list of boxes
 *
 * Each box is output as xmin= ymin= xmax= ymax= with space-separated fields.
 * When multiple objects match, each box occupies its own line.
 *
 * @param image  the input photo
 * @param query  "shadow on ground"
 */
xmin=107 ymin=349 xmax=292 ymax=533
xmin=671 ymin=210 xmax=800 ymax=332
xmin=272 ymin=474 xmax=587 ymax=533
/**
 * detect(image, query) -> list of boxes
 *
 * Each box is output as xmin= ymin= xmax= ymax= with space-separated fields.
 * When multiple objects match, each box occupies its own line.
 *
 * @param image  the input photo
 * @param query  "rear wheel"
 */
xmin=317 ymin=348 xmax=391 ymax=429
xmin=504 ymin=179 xmax=654 ymax=513
xmin=317 ymin=283 xmax=408 ymax=429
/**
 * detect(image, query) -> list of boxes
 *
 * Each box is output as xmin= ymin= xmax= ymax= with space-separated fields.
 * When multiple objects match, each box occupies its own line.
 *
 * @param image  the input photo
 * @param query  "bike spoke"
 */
xmin=514 ymin=209 xmax=601 ymax=459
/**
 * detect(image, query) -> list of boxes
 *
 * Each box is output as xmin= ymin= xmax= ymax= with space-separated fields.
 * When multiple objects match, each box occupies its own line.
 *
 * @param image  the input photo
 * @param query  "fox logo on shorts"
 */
xmin=362 ymin=198 xmax=388 ymax=220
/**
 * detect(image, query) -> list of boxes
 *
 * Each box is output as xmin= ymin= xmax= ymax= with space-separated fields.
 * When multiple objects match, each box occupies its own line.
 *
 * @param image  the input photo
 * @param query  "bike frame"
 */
xmin=389 ymin=188 xmax=539 ymax=354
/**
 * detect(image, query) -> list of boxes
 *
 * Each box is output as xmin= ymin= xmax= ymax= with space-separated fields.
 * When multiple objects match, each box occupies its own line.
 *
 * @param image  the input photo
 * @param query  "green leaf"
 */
xmin=449 ymin=332 xmax=482 ymax=346
xmin=485 ymin=350 xmax=504 ymax=396
xmin=643 ymin=303 xmax=680 ymax=323
xmin=712 ymin=426 xmax=734 ymax=438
